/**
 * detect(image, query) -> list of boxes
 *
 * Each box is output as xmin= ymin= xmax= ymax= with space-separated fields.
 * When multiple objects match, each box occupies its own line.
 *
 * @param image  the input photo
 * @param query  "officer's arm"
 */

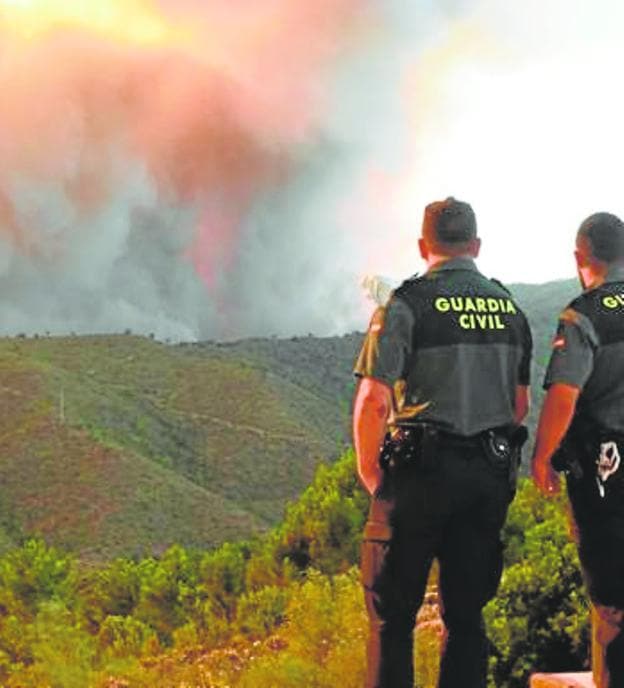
xmin=353 ymin=378 xmax=392 ymax=495
xmin=532 ymin=309 xmax=596 ymax=495
xmin=352 ymin=297 xmax=414 ymax=495
xmin=531 ymin=382 xmax=580 ymax=495
xmin=514 ymin=385 xmax=530 ymax=424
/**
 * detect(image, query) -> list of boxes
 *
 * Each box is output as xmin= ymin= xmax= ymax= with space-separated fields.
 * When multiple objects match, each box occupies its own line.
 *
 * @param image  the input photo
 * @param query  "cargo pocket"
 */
xmin=361 ymin=521 xmax=392 ymax=590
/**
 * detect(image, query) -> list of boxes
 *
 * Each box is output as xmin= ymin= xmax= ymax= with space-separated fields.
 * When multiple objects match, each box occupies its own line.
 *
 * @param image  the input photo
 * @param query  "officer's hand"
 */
xmin=532 ymin=459 xmax=561 ymax=497
xmin=358 ymin=463 xmax=383 ymax=497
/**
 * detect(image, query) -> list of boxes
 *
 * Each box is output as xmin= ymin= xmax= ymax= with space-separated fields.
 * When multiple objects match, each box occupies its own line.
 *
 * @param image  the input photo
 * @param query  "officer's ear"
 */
xmin=468 ymin=237 xmax=481 ymax=257
xmin=574 ymin=248 xmax=589 ymax=269
xmin=418 ymin=237 xmax=429 ymax=260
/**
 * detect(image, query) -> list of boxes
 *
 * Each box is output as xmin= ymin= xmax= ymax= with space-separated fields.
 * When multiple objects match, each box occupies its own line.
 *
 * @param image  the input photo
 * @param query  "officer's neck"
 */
xmin=425 ymin=253 xmax=474 ymax=270
xmin=578 ymin=264 xmax=607 ymax=291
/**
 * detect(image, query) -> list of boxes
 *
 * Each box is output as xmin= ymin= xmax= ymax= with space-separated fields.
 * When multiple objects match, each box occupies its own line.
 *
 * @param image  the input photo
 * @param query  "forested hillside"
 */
xmin=0 ymin=278 xmax=578 ymax=560
xmin=0 ymin=335 xmax=349 ymax=560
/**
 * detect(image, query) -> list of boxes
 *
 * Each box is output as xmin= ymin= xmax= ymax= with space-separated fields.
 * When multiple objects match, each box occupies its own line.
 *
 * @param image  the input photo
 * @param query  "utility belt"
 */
xmin=379 ymin=422 xmax=529 ymax=491
xmin=552 ymin=414 xmax=624 ymax=498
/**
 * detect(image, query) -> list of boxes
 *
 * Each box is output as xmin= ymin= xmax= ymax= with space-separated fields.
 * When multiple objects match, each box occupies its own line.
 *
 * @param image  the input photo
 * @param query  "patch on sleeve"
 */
xmin=353 ymin=306 xmax=386 ymax=377
xmin=369 ymin=306 xmax=386 ymax=334
xmin=393 ymin=379 xmax=407 ymax=411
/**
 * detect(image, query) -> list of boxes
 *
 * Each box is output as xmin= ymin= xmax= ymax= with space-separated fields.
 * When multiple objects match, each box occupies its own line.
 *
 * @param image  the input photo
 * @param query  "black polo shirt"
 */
xmin=355 ymin=257 xmax=532 ymax=436
xmin=544 ymin=265 xmax=624 ymax=433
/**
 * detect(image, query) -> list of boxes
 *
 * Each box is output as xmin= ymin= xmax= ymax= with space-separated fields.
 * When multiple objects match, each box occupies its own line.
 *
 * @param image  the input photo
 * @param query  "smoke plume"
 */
xmin=0 ymin=0 xmax=363 ymax=339
xmin=2 ymin=0 xmax=623 ymax=339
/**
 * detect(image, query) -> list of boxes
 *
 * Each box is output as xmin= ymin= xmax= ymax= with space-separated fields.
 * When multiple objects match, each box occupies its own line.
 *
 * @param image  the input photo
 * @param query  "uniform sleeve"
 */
xmin=518 ymin=316 xmax=533 ymax=386
xmin=353 ymin=296 xmax=415 ymax=387
xmin=543 ymin=308 xmax=599 ymax=390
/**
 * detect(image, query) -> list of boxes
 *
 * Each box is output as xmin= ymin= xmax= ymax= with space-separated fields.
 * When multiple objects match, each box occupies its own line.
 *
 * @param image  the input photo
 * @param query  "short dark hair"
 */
xmin=422 ymin=197 xmax=477 ymax=249
xmin=577 ymin=212 xmax=624 ymax=264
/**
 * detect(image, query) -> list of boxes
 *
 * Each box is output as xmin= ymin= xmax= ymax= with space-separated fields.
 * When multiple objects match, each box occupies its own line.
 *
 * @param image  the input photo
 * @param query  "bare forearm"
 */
xmin=532 ymin=384 xmax=579 ymax=466
xmin=352 ymin=379 xmax=392 ymax=494
xmin=514 ymin=385 xmax=530 ymax=425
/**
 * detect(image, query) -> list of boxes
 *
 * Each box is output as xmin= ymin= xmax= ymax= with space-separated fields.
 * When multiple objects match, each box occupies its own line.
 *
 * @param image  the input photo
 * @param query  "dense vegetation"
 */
xmin=0 ymin=276 xmax=589 ymax=685
xmin=0 ymin=450 xmax=590 ymax=687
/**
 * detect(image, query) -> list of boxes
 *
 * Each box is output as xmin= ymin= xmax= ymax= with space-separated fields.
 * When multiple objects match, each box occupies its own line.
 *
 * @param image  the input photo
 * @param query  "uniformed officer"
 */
xmin=352 ymin=197 xmax=532 ymax=688
xmin=532 ymin=212 xmax=624 ymax=688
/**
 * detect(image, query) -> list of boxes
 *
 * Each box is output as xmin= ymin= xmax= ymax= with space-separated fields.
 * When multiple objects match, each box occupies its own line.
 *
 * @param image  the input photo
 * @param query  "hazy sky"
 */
xmin=372 ymin=0 xmax=624 ymax=287
xmin=0 ymin=1 xmax=620 ymax=339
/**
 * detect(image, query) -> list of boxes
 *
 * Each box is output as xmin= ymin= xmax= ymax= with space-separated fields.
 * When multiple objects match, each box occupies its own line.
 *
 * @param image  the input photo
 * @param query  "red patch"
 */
xmin=369 ymin=307 xmax=385 ymax=335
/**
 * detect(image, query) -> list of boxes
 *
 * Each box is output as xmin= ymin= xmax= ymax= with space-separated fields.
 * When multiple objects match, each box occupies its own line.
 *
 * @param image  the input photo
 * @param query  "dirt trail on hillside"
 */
xmin=186 ymin=411 xmax=328 ymax=444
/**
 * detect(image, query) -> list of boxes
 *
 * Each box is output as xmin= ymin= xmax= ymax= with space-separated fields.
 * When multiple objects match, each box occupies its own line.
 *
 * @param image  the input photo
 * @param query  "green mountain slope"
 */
xmin=0 ymin=336 xmax=347 ymax=560
xmin=0 ymin=276 xmax=581 ymax=560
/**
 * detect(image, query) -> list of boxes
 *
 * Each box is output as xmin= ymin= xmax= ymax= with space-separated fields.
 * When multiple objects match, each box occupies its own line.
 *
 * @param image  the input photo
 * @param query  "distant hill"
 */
xmin=507 ymin=279 xmax=578 ymax=429
xmin=0 ymin=335 xmax=351 ymax=560
xmin=0 ymin=277 xmax=580 ymax=560
xmin=204 ymin=278 xmax=579 ymax=433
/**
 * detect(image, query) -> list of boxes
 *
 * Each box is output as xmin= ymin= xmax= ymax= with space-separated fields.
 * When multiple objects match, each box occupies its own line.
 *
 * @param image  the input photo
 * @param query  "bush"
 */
xmin=97 ymin=615 xmax=157 ymax=659
xmin=239 ymin=654 xmax=328 ymax=688
xmin=73 ymin=558 xmax=141 ymax=632
xmin=0 ymin=539 xmax=73 ymax=616
xmin=274 ymin=450 xmax=368 ymax=575
xmin=236 ymin=585 xmax=288 ymax=638
xmin=21 ymin=601 xmax=96 ymax=688
xmin=133 ymin=545 xmax=202 ymax=643
xmin=238 ymin=568 xmax=367 ymax=688
xmin=485 ymin=479 xmax=589 ymax=687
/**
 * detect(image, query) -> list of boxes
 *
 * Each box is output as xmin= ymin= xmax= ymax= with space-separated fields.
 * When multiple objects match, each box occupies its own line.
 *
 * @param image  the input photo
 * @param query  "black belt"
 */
xmin=394 ymin=424 xmax=487 ymax=447
xmin=437 ymin=430 xmax=484 ymax=448
xmin=381 ymin=424 xmax=485 ymax=471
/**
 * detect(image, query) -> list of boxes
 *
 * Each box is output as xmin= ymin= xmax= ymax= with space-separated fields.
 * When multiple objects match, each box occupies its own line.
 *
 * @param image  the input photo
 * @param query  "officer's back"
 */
xmin=391 ymin=255 xmax=530 ymax=435
xmin=355 ymin=197 xmax=532 ymax=437
xmin=352 ymin=196 xmax=532 ymax=688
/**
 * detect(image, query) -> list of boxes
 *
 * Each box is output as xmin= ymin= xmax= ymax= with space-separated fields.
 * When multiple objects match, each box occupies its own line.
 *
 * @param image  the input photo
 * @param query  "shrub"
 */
xmin=485 ymin=479 xmax=589 ymax=687
xmin=236 ymin=585 xmax=288 ymax=638
xmin=97 ymin=615 xmax=157 ymax=659
xmin=238 ymin=568 xmax=367 ymax=688
xmin=239 ymin=654 xmax=328 ymax=688
xmin=274 ymin=450 xmax=368 ymax=575
xmin=73 ymin=558 xmax=141 ymax=632
xmin=22 ymin=601 xmax=96 ymax=688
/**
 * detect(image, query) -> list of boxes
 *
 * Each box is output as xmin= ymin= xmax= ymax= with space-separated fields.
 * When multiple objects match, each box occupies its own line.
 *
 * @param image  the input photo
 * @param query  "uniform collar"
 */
xmin=605 ymin=264 xmax=624 ymax=283
xmin=426 ymin=256 xmax=479 ymax=275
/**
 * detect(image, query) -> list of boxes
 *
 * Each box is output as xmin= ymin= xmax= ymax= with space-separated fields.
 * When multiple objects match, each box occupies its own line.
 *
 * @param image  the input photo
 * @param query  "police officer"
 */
xmin=353 ymin=197 xmax=532 ymax=688
xmin=532 ymin=212 xmax=624 ymax=688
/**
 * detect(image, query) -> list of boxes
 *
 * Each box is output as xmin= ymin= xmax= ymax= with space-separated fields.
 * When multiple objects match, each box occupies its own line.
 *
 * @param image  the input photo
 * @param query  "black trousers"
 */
xmin=361 ymin=439 xmax=512 ymax=688
xmin=567 ymin=475 xmax=624 ymax=688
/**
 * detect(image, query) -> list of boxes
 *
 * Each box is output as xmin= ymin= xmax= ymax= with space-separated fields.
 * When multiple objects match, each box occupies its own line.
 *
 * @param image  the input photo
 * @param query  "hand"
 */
xmin=532 ymin=458 xmax=561 ymax=497
xmin=358 ymin=463 xmax=383 ymax=497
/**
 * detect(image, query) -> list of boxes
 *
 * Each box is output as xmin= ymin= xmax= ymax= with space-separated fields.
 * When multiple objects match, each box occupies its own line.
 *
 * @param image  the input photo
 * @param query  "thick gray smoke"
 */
xmin=193 ymin=1 xmax=474 ymax=339
xmin=0 ymin=160 xmax=211 ymax=341
xmin=9 ymin=0 xmax=617 ymax=340
xmin=0 ymin=0 xmax=478 ymax=341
